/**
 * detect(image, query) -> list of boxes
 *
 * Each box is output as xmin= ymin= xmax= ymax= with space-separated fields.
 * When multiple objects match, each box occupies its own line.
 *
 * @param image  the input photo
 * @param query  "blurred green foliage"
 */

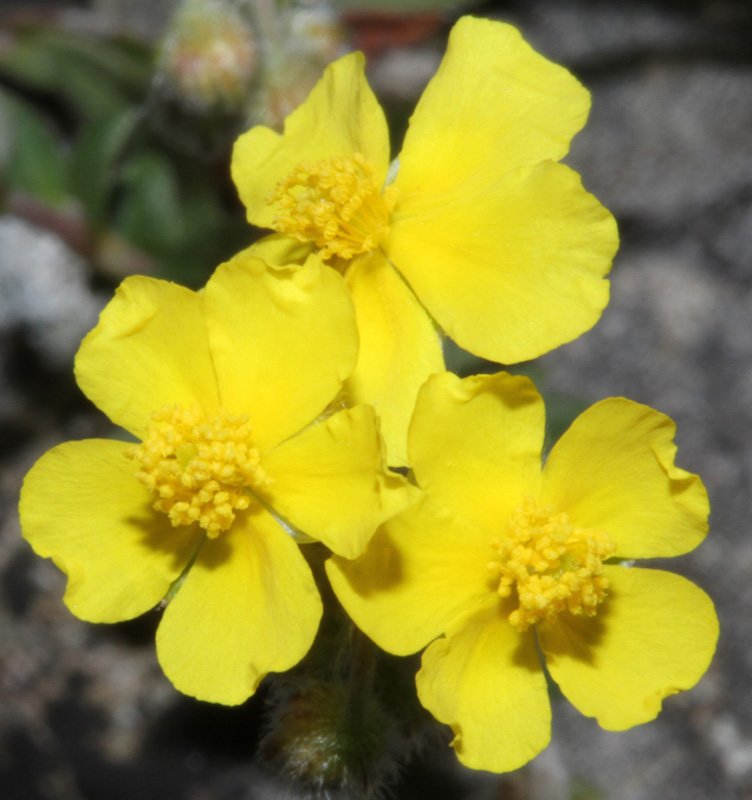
xmin=0 ymin=23 xmax=249 ymax=287
xmin=1 ymin=28 xmax=149 ymax=117
xmin=2 ymin=91 xmax=70 ymax=205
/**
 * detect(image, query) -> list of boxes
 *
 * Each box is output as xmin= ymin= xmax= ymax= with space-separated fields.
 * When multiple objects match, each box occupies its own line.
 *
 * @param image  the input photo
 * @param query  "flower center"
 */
xmin=268 ymin=152 xmax=398 ymax=261
xmin=488 ymin=497 xmax=615 ymax=632
xmin=129 ymin=405 xmax=272 ymax=537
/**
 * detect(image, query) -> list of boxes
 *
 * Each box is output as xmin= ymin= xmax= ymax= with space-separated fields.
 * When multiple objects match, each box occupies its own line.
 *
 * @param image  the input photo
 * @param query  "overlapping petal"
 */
xmin=20 ymin=439 xmax=202 ymax=622
xmin=409 ymin=372 xmax=544 ymax=536
xmin=327 ymin=493 xmax=492 ymax=655
xmin=203 ymin=251 xmax=357 ymax=451
xmin=232 ymin=52 xmax=390 ymax=229
xmin=244 ymin=233 xmax=315 ymax=268
xmin=542 ymin=398 xmax=709 ymax=558
xmin=389 ymin=162 xmax=616 ymax=363
xmin=75 ymin=277 xmax=219 ymax=439
xmin=344 ymin=251 xmax=443 ymax=466
xmin=156 ymin=508 xmax=322 ymax=705
xmin=539 ymin=566 xmax=718 ymax=730
xmin=394 ymin=16 xmax=590 ymax=203
xmin=416 ymin=597 xmax=551 ymax=772
xmin=262 ymin=405 xmax=415 ymax=559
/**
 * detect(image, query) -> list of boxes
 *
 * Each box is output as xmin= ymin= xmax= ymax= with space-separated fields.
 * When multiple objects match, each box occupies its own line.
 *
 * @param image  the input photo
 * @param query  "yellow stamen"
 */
xmin=268 ymin=152 xmax=397 ymax=261
xmin=129 ymin=405 xmax=272 ymax=537
xmin=489 ymin=497 xmax=615 ymax=631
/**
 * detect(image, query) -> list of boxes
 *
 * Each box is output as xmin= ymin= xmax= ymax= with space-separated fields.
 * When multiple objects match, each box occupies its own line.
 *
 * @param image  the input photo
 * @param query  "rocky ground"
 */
xmin=1 ymin=1 xmax=751 ymax=798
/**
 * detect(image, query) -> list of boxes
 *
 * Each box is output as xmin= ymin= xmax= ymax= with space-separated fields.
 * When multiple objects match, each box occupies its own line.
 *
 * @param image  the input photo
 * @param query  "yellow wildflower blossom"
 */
xmin=20 ymin=252 xmax=413 ymax=705
xmin=232 ymin=16 xmax=618 ymax=464
xmin=328 ymin=372 xmax=718 ymax=772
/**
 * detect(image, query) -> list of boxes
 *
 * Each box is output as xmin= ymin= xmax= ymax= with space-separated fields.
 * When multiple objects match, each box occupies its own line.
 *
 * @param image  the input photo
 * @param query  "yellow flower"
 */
xmin=231 ymin=16 xmax=618 ymax=465
xmin=20 ymin=251 xmax=413 ymax=705
xmin=327 ymin=371 xmax=718 ymax=772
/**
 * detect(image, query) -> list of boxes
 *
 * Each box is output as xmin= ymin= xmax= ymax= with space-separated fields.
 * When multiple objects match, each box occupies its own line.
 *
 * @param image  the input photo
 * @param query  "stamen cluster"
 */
xmin=489 ymin=497 xmax=615 ymax=631
xmin=129 ymin=405 xmax=272 ymax=537
xmin=269 ymin=152 xmax=397 ymax=260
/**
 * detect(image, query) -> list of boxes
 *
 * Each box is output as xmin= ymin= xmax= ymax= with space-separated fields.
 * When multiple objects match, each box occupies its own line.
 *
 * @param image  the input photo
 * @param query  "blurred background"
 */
xmin=1 ymin=0 xmax=750 ymax=798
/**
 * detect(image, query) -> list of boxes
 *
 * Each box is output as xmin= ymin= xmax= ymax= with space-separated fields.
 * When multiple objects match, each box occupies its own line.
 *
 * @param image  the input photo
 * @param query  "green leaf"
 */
xmin=0 ymin=28 xmax=152 ymax=121
xmin=69 ymin=110 xmax=142 ymax=224
xmin=0 ymin=90 xmax=69 ymax=204
xmin=113 ymin=146 xmax=251 ymax=284
xmin=115 ymin=149 xmax=186 ymax=257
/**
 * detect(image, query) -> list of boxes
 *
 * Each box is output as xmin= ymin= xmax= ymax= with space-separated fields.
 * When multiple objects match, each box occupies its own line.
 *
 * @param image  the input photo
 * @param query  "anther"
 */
xmin=268 ymin=152 xmax=398 ymax=261
xmin=129 ymin=405 xmax=272 ymax=536
xmin=489 ymin=497 xmax=615 ymax=631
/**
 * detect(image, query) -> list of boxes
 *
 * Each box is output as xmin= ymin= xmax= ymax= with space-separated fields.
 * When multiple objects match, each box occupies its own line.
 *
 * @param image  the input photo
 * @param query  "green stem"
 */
xmin=342 ymin=623 xmax=378 ymax=736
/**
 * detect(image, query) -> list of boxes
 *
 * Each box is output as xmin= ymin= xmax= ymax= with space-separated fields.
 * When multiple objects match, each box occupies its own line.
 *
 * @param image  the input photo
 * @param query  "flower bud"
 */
xmin=260 ymin=680 xmax=397 ymax=799
xmin=250 ymin=2 xmax=347 ymax=130
xmin=157 ymin=0 xmax=257 ymax=114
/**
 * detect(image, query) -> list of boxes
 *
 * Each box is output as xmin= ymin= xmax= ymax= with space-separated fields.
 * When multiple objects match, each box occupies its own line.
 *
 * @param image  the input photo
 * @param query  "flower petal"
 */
xmin=541 ymin=398 xmax=709 ymax=558
xmin=417 ymin=597 xmax=551 ymax=773
xmin=156 ymin=508 xmax=322 ymax=705
xmin=394 ymin=16 xmax=589 ymax=202
xmin=19 ymin=439 xmax=202 ymax=622
xmin=389 ymin=161 xmax=616 ymax=363
xmin=539 ymin=565 xmax=718 ymax=730
xmin=203 ymin=251 xmax=357 ymax=450
xmin=409 ymin=372 xmax=544 ymax=538
xmin=75 ymin=276 xmax=219 ymax=439
xmin=327 ymin=493 xmax=492 ymax=655
xmin=244 ymin=233 xmax=314 ymax=267
xmin=263 ymin=405 xmax=414 ymax=559
xmin=232 ymin=52 xmax=390 ymax=229
xmin=344 ymin=251 xmax=443 ymax=466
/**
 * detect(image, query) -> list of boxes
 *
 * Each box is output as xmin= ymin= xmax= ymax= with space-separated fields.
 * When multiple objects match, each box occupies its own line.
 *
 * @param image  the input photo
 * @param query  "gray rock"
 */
xmin=569 ymin=63 xmax=752 ymax=223
xmin=0 ymin=216 xmax=103 ymax=368
xmin=518 ymin=0 xmax=709 ymax=65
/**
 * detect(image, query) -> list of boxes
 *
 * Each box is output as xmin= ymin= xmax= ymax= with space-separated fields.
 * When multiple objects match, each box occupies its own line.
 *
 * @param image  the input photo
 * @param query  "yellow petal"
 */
xmin=263 ymin=405 xmax=414 ymax=559
xmin=232 ymin=52 xmax=390 ymax=229
xmin=203 ymin=251 xmax=357 ymax=451
xmin=156 ymin=508 xmax=322 ymax=705
xmin=244 ymin=233 xmax=314 ymax=267
xmin=389 ymin=161 xmax=616 ymax=363
xmin=344 ymin=251 xmax=444 ymax=466
xmin=75 ymin=276 xmax=219 ymax=439
xmin=409 ymin=372 xmax=544 ymax=538
xmin=327 ymin=493 xmax=492 ymax=655
xmin=542 ymin=398 xmax=709 ymax=558
xmin=19 ymin=439 xmax=202 ymax=622
xmin=417 ymin=597 xmax=551 ymax=773
xmin=539 ymin=566 xmax=718 ymax=730
xmin=394 ymin=16 xmax=590 ymax=202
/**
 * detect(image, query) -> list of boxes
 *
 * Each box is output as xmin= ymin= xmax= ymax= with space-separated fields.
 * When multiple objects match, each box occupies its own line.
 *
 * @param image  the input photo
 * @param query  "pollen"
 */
xmin=268 ymin=152 xmax=398 ymax=261
xmin=488 ymin=497 xmax=615 ymax=632
xmin=129 ymin=405 xmax=272 ymax=537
